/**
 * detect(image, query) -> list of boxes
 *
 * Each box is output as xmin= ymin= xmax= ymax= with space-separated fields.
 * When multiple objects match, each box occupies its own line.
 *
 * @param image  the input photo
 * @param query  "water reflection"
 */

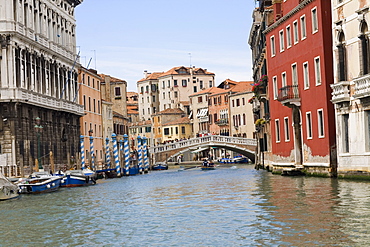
xmin=1 ymin=167 xmax=370 ymax=246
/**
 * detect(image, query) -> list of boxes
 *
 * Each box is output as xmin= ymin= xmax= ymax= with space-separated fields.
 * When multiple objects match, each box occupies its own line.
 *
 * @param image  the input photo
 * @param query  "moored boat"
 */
xmin=0 ymin=172 xmax=19 ymax=201
xmin=60 ymin=169 xmax=96 ymax=187
xmin=17 ymin=172 xmax=62 ymax=194
xmin=151 ymin=162 xmax=168 ymax=170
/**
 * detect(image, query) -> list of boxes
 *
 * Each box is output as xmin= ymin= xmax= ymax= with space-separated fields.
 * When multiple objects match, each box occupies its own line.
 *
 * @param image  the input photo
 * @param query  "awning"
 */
xmin=191 ymin=146 xmax=209 ymax=153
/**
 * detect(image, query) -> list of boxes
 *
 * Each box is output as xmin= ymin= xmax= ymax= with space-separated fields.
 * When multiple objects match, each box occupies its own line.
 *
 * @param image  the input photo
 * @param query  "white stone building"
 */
xmin=0 ymin=0 xmax=84 ymax=176
xmin=331 ymin=0 xmax=370 ymax=176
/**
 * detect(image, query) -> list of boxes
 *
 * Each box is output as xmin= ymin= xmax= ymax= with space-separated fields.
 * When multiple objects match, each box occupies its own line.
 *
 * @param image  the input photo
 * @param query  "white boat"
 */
xmin=0 ymin=172 xmax=19 ymax=201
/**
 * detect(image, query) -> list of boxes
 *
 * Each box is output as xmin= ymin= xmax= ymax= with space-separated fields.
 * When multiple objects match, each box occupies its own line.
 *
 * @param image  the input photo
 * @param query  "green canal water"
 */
xmin=1 ymin=165 xmax=370 ymax=246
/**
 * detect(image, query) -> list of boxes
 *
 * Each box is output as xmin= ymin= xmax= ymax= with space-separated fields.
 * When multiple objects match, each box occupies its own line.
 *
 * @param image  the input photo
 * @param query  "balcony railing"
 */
xmin=331 ymin=81 xmax=350 ymax=103
xmin=353 ymin=74 xmax=370 ymax=99
xmin=277 ymin=85 xmax=300 ymax=106
xmin=215 ymin=118 xmax=229 ymax=126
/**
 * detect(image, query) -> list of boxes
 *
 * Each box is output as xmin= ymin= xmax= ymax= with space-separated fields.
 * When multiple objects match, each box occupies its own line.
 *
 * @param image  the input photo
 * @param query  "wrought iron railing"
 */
xmin=277 ymin=85 xmax=300 ymax=102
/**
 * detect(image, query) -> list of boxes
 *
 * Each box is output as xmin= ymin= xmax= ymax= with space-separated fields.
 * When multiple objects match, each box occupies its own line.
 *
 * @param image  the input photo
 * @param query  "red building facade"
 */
xmin=265 ymin=0 xmax=336 ymax=175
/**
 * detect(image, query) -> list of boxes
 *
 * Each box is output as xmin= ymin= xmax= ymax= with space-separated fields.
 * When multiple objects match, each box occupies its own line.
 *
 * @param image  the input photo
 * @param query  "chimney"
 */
xmin=144 ymin=70 xmax=148 ymax=78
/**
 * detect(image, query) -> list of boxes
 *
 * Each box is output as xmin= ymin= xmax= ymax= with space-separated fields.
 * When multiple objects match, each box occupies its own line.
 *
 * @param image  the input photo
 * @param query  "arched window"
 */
xmin=359 ymin=21 xmax=369 ymax=75
xmin=337 ymin=31 xmax=347 ymax=82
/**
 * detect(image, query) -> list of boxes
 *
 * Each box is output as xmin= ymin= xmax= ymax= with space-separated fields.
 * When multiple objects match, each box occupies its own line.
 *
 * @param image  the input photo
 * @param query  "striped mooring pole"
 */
xmin=105 ymin=137 xmax=111 ymax=168
xmin=90 ymin=135 xmax=95 ymax=170
xmin=119 ymin=139 xmax=124 ymax=175
xmin=137 ymin=135 xmax=143 ymax=174
xmin=80 ymin=135 xmax=85 ymax=170
xmin=143 ymin=137 xmax=149 ymax=173
xmin=123 ymin=134 xmax=130 ymax=175
xmin=112 ymin=133 xmax=121 ymax=177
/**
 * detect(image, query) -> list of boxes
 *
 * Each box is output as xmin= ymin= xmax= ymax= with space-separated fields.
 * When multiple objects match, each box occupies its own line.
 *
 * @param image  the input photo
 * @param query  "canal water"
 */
xmin=1 ymin=165 xmax=370 ymax=246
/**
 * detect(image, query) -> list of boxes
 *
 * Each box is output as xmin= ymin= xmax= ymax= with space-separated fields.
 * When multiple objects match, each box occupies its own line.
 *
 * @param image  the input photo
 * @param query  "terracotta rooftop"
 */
xmin=157 ymin=108 xmax=185 ymax=115
xmin=189 ymin=87 xmax=226 ymax=97
xmin=180 ymin=101 xmax=190 ymax=106
xmin=99 ymin=74 xmax=126 ymax=83
xmin=137 ymin=72 xmax=165 ymax=82
xmin=163 ymin=117 xmax=191 ymax=126
xmin=159 ymin=66 xmax=215 ymax=78
xmin=128 ymin=120 xmax=152 ymax=127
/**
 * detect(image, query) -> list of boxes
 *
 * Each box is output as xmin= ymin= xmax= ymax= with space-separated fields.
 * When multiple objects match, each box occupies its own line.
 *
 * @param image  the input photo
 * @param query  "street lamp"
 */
xmin=34 ymin=117 xmax=43 ymax=170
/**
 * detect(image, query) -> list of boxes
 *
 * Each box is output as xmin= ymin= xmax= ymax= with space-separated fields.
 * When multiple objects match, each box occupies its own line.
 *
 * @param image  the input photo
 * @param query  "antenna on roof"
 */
xmin=188 ymin=53 xmax=192 ymax=67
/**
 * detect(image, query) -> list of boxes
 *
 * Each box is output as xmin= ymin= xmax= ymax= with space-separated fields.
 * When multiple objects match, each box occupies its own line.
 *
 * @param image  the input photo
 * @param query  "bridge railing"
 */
xmin=150 ymin=135 xmax=257 ymax=153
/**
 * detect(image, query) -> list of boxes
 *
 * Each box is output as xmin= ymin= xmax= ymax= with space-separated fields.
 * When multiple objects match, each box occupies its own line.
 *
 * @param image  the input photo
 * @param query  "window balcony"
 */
xmin=215 ymin=118 xmax=229 ymax=126
xmin=277 ymin=85 xmax=300 ymax=107
xmin=331 ymin=81 xmax=350 ymax=103
xmin=353 ymin=74 xmax=370 ymax=99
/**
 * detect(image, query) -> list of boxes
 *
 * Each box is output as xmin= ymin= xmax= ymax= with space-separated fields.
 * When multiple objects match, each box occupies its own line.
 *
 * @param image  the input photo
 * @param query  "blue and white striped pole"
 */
xmin=143 ymin=137 xmax=149 ymax=173
xmin=137 ymin=135 xmax=143 ymax=174
xmin=123 ymin=134 xmax=130 ymax=175
xmin=106 ymin=137 xmax=111 ymax=168
xmin=112 ymin=133 xmax=120 ymax=177
xmin=80 ymin=135 xmax=85 ymax=170
xmin=119 ymin=139 xmax=124 ymax=175
xmin=90 ymin=135 xmax=95 ymax=170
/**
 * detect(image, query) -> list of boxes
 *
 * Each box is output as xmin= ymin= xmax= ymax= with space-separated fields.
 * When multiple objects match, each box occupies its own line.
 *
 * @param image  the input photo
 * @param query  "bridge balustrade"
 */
xmin=150 ymin=135 xmax=257 ymax=153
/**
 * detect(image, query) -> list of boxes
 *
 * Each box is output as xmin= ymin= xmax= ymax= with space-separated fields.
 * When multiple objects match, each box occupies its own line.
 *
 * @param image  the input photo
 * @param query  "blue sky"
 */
xmin=75 ymin=0 xmax=256 ymax=91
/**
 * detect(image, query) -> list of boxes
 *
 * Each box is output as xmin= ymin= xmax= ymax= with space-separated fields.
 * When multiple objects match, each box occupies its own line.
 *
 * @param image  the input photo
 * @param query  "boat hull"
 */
xmin=18 ymin=176 xmax=62 ymax=194
xmin=61 ymin=174 xmax=96 ymax=187
xmin=201 ymin=167 xmax=216 ymax=170
xmin=0 ymin=188 xmax=19 ymax=200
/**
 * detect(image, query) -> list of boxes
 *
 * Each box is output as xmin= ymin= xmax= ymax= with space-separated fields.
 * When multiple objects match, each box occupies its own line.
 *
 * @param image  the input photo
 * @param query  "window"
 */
xmin=314 ymin=56 xmax=321 ymax=85
xmin=270 ymin=35 xmax=276 ymax=56
xmin=306 ymin=112 xmax=312 ymax=139
xmin=293 ymin=20 xmax=299 ymax=44
xmin=168 ymin=80 xmax=170 ymax=88
xmin=209 ymin=80 xmax=213 ymax=87
xmin=286 ymin=25 xmax=292 ymax=48
xmin=242 ymin=98 xmax=245 ymax=105
xmin=292 ymin=63 xmax=298 ymax=86
xmin=281 ymin=72 xmax=287 ymax=87
xmin=198 ymin=96 xmax=202 ymax=103
xmin=162 ymin=81 xmax=165 ymax=89
xmin=359 ymin=22 xmax=369 ymax=75
xmin=200 ymin=80 xmax=203 ymax=89
xmin=318 ymin=109 xmax=324 ymax=138
xmin=115 ymin=87 xmax=121 ymax=97
xmin=174 ymin=92 xmax=178 ymax=98
xmin=232 ymin=100 xmax=235 ymax=107
xmin=163 ymin=92 xmax=165 ymax=99
xmin=284 ymin=117 xmax=290 ymax=141
xmin=279 ymin=30 xmax=285 ymax=52
xmin=236 ymin=99 xmax=240 ymax=107
xmin=83 ymin=95 xmax=86 ymax=110
xmin=182 ymin=79 xmax=187 ymax=87
xmin=152 ymin=95 xmax=156 ymax=102
xmin=275 ymin=119 xmax=281 ymax=143
xmin=182 ymin=126 xmax=185 ymax=134
xmin=300 ymin=15 xmax=307 ymax=40
xmin=337 ymin=32 xmax=347 ymax=82
xmin=311 ymin=7 xmax=318 ymax=33
xmin=303 ymin=62 xmax=310 ymax=89
xmin=193 ymin=86 xmax=197 ymax=93
xmin=164 ymin=128 xmax=170 ymax=135
xmin=273 ymin=76 xmax=278 ymax=100
xmin=343 ymin=114 xmax=349 ymax=152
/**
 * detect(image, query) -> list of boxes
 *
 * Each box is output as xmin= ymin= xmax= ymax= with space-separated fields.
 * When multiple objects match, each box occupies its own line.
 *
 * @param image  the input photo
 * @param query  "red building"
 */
xmin=264 ymin=0 xmax=336 ymax=175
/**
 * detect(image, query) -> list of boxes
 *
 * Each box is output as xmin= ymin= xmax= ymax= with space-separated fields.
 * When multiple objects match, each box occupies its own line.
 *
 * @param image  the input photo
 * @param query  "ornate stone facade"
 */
xmin=0 ymin=0 xmax=83 ymax=176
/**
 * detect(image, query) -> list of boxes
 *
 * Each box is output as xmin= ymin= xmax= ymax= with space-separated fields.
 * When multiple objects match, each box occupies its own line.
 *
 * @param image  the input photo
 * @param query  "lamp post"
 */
xmin=34 ymin=117 xmax=43 ymax=170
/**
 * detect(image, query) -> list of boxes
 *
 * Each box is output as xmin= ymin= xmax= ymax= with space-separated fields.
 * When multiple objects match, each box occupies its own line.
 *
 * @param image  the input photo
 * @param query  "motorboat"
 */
xmin=17 ymin=172 xmax=62 ymax=194
xmin=151 ymin=162 xmax=168 ymax=170
xmin=59 ymin=169 xmax=96 ymax=187
xmin=0 ymin=172 xmax=19 ymax=200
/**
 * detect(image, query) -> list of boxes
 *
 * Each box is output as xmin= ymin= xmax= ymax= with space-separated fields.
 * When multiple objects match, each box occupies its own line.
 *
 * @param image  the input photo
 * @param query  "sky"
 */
xmin=75 ymin=0 xmax=257 ymax=92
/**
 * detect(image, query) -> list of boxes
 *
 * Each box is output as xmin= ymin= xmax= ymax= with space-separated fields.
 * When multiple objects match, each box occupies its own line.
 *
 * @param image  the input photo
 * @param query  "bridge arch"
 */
xmin=150 ymin=135 xmax=257 ymax=163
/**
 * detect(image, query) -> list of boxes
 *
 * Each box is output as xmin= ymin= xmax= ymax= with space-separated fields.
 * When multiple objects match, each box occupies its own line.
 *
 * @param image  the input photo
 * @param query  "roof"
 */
xmin=99 ymin=74 xmax=127 ymax=83
xmin=128 ymin=120 xmax=152 ymax=127
xmin=189 ymin=87 xmax=226 ymax=97
xmin=137 ymin=72 xmax=165 ymax=82
xmin=127 ymin=91 xmax=138 ymax=104
xmin=159 ymin=66 xmax=215 ymax=78
xmin=156 ymin=108 xmax=185 ymax=115
xmin=180 ymin=101 xmax=190 ymax=106
xmin=163 ymin=117 xmax=191 ymax=126
xmin=229 ymin=81 xmax=253 ymax=93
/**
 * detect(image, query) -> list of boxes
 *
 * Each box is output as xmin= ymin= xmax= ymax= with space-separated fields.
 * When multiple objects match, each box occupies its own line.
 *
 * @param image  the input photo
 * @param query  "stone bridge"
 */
xmin=150 ymin=135 xmax=257 ymax=163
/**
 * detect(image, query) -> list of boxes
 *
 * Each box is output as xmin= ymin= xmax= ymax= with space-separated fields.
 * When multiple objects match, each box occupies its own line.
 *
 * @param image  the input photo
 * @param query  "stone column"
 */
xmin=1 ymin=37 xmax=8 ymax=88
